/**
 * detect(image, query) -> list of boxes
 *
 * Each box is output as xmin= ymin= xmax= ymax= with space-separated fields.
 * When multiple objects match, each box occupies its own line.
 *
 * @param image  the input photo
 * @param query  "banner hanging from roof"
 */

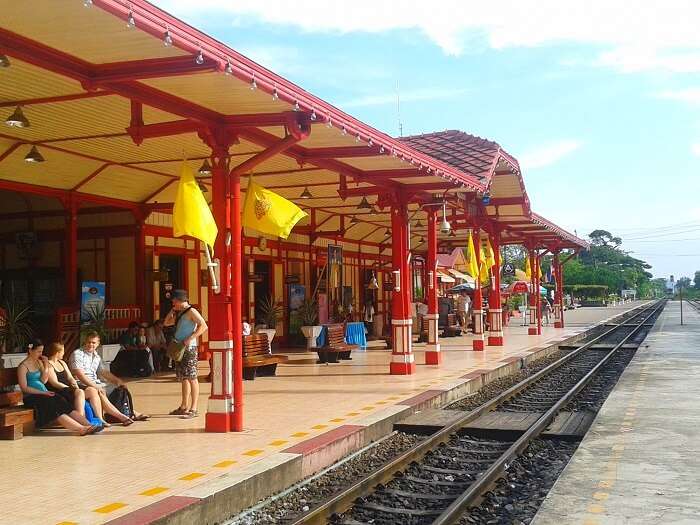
xmin=173 ymin=161 xmax=218 ymax=248
xmin=242 ymin=177 xmax=307 ymax=239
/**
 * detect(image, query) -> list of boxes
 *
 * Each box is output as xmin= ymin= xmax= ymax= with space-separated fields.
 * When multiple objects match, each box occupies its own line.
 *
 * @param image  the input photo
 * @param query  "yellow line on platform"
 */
xmin=93 ymin=502 xmax=127 ymax=514
xmin=311 ymin=424 xmax=328 ymax=430
xmin=243 ymin=449 xmax=264 ymax=456
xmin=213 ymin=460 xmax=237 ymax=468
xmin=140 ymin=487 xmax=169 ymax=496
xmin=291 ymin=431 xmax=309 ymax=437
xmin=269 ymin=439 xmax=289 ymax=446
xmin=179 ymin=472 xmax=205 ymax=481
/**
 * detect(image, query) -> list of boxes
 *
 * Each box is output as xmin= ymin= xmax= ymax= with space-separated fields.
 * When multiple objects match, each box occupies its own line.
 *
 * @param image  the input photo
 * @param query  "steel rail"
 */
xmin=290 ymin=300 xmax=663 ymax=525
xmin=432 ymin=298 xmax=666 ymax=525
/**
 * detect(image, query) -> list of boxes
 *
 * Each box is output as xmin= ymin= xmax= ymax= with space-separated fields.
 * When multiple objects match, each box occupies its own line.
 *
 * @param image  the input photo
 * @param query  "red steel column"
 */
xmin=536 ymin=253 xmax=542 ymax=335
xmin=472 ymin=230 xmax=485 ymax=351
xmin=487 ymin=231 xmax=503 ymax=346
xmin=390 ymin=198 xmax=415 ymax=375
xmin=425 ymin=209 xmax=441 ymax=365
xmin=528 ymin=249 xmax=538 ymax=336
xmin=134 ymin=213 xmax=146 ymax=312
xmin=553 ymin=251 xmax=564 ymax=328
xmin=230 ymin=168 xmax=243 ymax=431
xmin=205 ymin=147 xmax=235 ymax=433
xmin=64 ymin=198 xmax=79 ymax=305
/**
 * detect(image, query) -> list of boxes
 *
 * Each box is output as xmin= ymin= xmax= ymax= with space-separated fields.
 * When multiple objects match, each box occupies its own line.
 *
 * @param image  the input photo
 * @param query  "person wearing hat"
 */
xmin=163 ymin=289 xmax=208 ymax=419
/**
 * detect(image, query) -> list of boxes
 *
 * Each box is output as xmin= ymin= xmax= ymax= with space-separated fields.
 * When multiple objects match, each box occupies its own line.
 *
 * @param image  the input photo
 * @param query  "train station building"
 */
xmin=0 ymin=1 xmax=592 ymax=438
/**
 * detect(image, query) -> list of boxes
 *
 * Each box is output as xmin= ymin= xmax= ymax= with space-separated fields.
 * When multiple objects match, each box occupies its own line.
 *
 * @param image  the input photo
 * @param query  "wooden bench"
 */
xmin=0 ymin=368 xmax=35 ymax=440
xmin=317 ymin=324 xmax=358 ymax=363
xmin=242 ymin=334 xmax=288 ymax=380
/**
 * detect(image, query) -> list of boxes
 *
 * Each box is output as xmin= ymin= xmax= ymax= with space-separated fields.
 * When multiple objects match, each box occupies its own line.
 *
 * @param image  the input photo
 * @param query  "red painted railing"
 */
xmin=56 ymin=305 xmax=143 ymax=352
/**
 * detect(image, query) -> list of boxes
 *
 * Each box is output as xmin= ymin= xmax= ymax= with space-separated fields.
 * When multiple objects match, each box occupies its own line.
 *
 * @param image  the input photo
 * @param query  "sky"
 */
xmin=155 ymin=0 xmax=700 ymax=280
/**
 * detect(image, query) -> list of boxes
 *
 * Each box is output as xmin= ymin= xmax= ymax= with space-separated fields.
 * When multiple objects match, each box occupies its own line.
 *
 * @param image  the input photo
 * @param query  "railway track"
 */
xmin=286 ymin=300 xmax=666 ymax=525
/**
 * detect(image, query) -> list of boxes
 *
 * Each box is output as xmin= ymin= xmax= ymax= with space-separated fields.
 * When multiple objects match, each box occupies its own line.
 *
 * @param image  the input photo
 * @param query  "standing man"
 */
xmin=163 ymin=289 xmax=208 ymax=419
xmin=457 ymin=290 xmax=471 ymax=330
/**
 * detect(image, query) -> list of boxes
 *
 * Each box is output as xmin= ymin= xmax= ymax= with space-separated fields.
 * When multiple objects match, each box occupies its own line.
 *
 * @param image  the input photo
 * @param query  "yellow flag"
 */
xmin=465 ymin=231 xmax=479 ymax=279
xmin=242 ymin=178 xmax=307 ymax=239
xmin=525 ymin=255 xmax=532 ymax=280
xmin=173 ymin=161 xmax=217 ymax=248
xmin=481 ymin=237 xmax=495 ymax=270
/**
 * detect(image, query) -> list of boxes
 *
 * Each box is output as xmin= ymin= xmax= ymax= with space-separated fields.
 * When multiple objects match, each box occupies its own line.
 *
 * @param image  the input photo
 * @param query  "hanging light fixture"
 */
xmin=439 ymin=201 xmax=451 ymax=234
xmin=310 ymin=108 xmax=317 ymax=121
xmin=250 ymin=73 xmax=257 ymax=90
xmin=350 ymin=215 xmax=360 ymax=224
xmin=195 ymin=49 xmax=205 ymax=65
xmin=5 ymin=106 xmax=30 ymax=128
xmin=293 ymin=100 xmax=300 ymax=111
xmin=357 ymin=196 xmax=372 ymax=210
xmin=481 ymin=190 xmax=491 ymax=205
xmin=299 ymin=186 xmax=313 ymax=199
xmin=0 ymin=55 xmax=10 ymax=67
xmin=126 ymin=10 xmax=136 ymax=28
xmin=415 ymin=219 xmax=423 ymax=228
xmin=224 ymin=60 xmax=233 ymax=75
xmin=24 ymin=145 xmax=45 ymax=163
xmin=198 ymin=159 xmax=212 ymax=175
xmin=163 ymin=29 xmax=173 ymax=47
xmin=449 ymin=229 xmax=456 ymax=237
xmin=83 ymin=0 xmax=93 ymax=6
xmin=384 ymin=229 xmax=391 ymax=237
xmin=198 ymin=182 xmax=208 ymax=193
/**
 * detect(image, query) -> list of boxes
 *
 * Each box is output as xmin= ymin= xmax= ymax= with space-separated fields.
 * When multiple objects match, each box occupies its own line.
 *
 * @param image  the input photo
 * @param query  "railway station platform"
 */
xmin=533 ymin=300 xmax=700 ymax=525
xmin=1 ymin=303 xmax=644 ymax=525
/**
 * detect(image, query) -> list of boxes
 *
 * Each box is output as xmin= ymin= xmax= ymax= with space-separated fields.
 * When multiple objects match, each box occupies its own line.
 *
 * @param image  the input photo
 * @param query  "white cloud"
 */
xmin=692 ymin=143 xmax=700 ymax=157
xmin=339 ymin=88 xmax=468 ymax=108
xmin=156 ymin=0 xmax=700 ymax=72
xmin=657 ymin=88 xmax=700 ymax=106
xmin=519 ymin=140 xmax=583 ymax=170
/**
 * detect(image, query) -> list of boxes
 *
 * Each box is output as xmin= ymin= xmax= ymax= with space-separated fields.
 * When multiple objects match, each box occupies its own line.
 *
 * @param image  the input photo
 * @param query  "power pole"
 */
xmin=680 ymin=282 xmax=684 ymax=326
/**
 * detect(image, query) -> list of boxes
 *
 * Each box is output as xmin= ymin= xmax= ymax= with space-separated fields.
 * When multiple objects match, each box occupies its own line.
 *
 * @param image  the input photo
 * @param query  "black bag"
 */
xmin=106 ymin=386 xmax=134 ymax=422
xmin=110 ymin=349 xmax=152 ymax=378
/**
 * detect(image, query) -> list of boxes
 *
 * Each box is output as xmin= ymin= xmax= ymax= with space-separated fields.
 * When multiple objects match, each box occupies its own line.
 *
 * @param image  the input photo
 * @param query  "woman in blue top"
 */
xmin=17 ymin=339 xmax=102 ymax=435
xmin=163 ymin=290 xmax=208 ymax=419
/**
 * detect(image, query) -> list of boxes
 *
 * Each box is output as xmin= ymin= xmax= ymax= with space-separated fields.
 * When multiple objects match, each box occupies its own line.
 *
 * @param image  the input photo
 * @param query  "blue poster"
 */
xmin=80 ymin=281 xmax=106 ymax=322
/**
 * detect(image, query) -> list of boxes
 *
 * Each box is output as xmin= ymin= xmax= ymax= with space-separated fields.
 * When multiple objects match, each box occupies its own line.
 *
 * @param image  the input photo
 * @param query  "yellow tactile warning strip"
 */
xmin=242 ymin=449 xmax=265 ymax=456
xmin=213 ymin=460 xmax=237 ymax=468
xmin=269 ymin=439 xmax=289 ymax=446
xmin=93 ymin=502 xmax=128 ymax=514
xmin=179 ymin=472 xmax=205 ymax=481
xmin=580 ymin=360 xmax=649 ymax=523
xmin=139 ymin=487 xmax=170 ymax=496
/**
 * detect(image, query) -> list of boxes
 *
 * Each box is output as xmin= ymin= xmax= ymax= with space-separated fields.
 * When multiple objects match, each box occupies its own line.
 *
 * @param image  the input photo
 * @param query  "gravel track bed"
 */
xmin=565 ymin=348 xmax=637 ymax=412
xmin=457 ymin=438 xmax=579 ymax=525
xmin=446 ymin=351 xmax=566 ymax=412
xmin=228 ymin=432 xmax=422 ymax=525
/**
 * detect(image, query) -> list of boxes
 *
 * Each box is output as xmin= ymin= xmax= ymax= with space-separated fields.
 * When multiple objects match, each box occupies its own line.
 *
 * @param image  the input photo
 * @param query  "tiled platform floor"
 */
xmin=0 ymin=304 xmax=643 ymax=525
xmin=533 ymin=300 xmax=700 ymax=525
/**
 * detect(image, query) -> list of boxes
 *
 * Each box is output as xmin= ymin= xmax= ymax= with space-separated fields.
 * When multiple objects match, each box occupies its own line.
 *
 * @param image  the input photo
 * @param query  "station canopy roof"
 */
xmin=0 ymin=0 xmax=588 ymax=251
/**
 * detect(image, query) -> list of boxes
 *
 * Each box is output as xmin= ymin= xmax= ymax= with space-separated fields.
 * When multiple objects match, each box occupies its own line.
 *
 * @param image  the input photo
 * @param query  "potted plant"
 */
xmin=256 ymin=295 xmax=283 ymax=352
xmin=298 ymin=298 xmax=322 ymax=349
xmin=80 ymin=304 xmax=119 ymax=366
xmin=0 ymin=298 xmax=34 ymax=367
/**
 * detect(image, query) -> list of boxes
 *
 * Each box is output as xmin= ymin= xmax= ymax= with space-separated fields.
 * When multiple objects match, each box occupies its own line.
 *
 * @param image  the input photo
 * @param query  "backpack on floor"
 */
xmin=106 ymin=386 xmax=134 ymax=422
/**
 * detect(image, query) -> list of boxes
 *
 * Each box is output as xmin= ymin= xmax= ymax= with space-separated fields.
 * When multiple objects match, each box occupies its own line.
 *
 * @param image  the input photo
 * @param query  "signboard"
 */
xmin=285 ymin=274 xmax=301 ymax=285
xmin=288 ymin=284 xmax=306 ymax=336
xmin=383 ymin=281 xmax=394 ymax=292
xmin=502 ymin=263 xmax=515 ymax=276
xmin=80 ymin=281 xmax=105 ymax=322
xmin=248 ymin=273 xmax=264 ymax=283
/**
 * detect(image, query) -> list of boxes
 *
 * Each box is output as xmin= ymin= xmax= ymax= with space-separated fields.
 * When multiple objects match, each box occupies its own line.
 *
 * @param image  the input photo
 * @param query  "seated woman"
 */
xmin=17 ymin=339 xmax=101 ymax=436
xmin=43 ymin=342 xmax=107 ymax=427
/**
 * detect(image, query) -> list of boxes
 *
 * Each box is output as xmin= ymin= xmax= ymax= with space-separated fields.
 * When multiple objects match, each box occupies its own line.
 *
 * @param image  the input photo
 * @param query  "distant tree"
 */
xmin=694 ymin=271 xmax=700 ymax=290
xmin=589 ymin=230 xmax=614 ymax=246
xmin=676 ymin=277 xmax=692 ymax=291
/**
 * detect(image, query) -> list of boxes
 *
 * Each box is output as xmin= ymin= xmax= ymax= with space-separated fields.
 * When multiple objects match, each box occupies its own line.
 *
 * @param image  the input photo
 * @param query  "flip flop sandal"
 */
xmin=169 ymin=407 xmax=188 ymax=416
xmin=133 ymin=414 xmax=150 ymax=421
xmin=181 ymin=410 xmax=199 ymax=419
xmin=121 ymin=418 xmax=134 ymax=427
